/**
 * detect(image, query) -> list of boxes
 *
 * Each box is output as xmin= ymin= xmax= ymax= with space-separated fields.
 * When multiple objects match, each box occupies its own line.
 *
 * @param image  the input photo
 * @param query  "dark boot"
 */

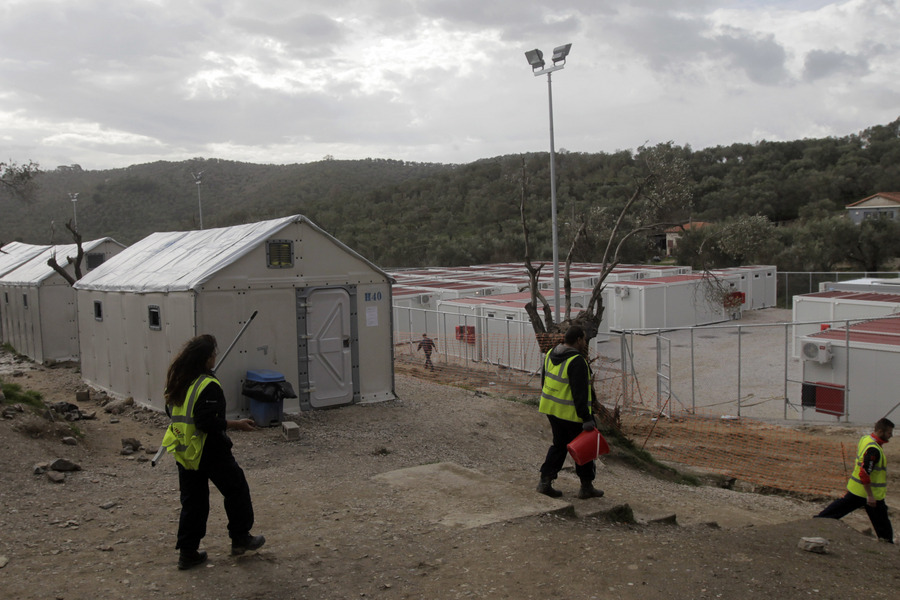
xmin=577 ymin=482 xmax=604 ymax=499
xmin=231 ymin=534 xmax=266 ymax=556
xmin=536 ymin=476 xmax=563 ymax=498
xmin=177 ymin=549 xmax=208 ymax=570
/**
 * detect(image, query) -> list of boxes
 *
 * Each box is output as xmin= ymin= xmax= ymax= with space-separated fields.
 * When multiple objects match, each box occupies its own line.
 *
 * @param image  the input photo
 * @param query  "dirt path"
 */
xmin=1 ymin=353 xmax=898 ymax=599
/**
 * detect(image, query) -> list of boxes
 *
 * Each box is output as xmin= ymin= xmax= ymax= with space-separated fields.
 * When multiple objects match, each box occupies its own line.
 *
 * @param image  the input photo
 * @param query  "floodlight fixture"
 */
xmin=525 ymin=49 xmax=545 ymax=71
xmin=551 ymin=43 xmax=572 ymax=65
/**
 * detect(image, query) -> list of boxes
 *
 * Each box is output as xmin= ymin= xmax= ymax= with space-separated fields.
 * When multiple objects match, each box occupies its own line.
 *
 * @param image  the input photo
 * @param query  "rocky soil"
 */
xmin=1 ymin=349 xmax=899 ymax=600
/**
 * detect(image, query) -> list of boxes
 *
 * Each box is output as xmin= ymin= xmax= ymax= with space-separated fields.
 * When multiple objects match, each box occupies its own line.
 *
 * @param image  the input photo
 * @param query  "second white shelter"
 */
xmin=0 ymin=238 xmax=125 ymax=363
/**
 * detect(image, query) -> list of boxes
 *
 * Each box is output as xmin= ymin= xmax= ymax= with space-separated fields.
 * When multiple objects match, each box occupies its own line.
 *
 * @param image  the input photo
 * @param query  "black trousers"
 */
xmin=815 ymin=491 xmax=894 ymax=542
xmin=540 ymin=414 xmax=596 ymax=483
xmin=176 ymin=451 xmax=255 ymax=551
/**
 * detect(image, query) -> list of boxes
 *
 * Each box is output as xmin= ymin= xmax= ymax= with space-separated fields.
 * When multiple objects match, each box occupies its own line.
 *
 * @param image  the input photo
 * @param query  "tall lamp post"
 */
xmin=192 ymin=171 xmax=204 ymax=229
xmin=68 ymin=192 xmax=79 ymax=230
xmin=525 ymin=43 xmax=572 ymax=324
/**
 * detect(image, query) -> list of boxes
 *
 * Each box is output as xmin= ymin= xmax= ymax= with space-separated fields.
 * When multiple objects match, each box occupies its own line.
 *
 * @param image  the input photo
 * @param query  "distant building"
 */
xmin=664 ymin=221 xmax=710 ymax=257
xmin=845 ymin=192 xmax=900 ymax=224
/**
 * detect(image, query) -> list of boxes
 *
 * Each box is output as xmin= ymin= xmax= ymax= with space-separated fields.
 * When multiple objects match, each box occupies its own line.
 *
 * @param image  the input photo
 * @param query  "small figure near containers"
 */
xmin=417 ymin=333 xmax=438 ymax=371
xmin=161 ymin=334 xmax=266 ymax=570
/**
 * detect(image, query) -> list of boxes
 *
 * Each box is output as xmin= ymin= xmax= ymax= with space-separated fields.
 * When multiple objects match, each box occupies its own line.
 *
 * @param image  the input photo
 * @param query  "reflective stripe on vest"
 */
xmin=160 ymin=375 xmax=217 ymax=470
xmin=539 ymin=350 xmax=592 ymax=423
xmin=847 ymin=435 xmax=887 ymax=500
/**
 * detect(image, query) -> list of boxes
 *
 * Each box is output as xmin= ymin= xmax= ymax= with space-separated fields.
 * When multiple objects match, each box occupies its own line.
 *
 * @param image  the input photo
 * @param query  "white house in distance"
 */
xmin=845 ymin=192 xmax=900 ymax=224
xmin=73 ymin=215 xmax=396 ymax=417
xmin=0 ymin=238 xmax=125 ymax=363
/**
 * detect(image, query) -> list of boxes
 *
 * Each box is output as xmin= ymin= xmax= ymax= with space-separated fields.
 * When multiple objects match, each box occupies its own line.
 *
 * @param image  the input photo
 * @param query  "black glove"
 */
xmin=582 ymin=420 xmax=596 ymax=431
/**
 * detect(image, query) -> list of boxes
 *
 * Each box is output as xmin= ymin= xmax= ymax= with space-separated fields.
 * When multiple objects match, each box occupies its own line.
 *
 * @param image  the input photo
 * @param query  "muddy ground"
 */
xmin=1 ymin=350 xmax=899 ymax=600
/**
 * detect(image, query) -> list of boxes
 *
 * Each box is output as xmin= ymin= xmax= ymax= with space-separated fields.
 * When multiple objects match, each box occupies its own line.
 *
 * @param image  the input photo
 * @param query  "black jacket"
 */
xmin=542 ymin=344 xmax=592 ymax=422
xmin=193 ymin=378 xmax=234 ymax=459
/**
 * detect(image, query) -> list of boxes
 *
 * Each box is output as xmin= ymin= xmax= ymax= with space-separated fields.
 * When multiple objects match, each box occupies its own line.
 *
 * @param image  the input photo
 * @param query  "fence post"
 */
xmin=737 ymin=324 xmax=742 ymax=417
xmin=844 ymin=318 xmax=851 ymax=422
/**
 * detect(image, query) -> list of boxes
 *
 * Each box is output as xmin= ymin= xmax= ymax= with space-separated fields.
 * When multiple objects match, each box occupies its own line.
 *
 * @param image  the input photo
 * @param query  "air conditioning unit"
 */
xmin=614 ymin=286 xmax=630 ymax=298
xmin=418 ymin=294 xmax=431 ymax=304
xmin=801 ymin=341 xmax=833 ymax=364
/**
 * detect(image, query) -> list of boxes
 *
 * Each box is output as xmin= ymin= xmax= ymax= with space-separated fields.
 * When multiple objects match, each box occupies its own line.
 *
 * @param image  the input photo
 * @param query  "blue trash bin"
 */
xmin=242 ymin=369 xmax=289 ymax=427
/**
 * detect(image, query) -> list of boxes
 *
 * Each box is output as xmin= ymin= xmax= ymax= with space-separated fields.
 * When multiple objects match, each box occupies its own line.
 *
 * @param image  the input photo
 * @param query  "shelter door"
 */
xmin=300 ymin=287 xmax=354 ymax=408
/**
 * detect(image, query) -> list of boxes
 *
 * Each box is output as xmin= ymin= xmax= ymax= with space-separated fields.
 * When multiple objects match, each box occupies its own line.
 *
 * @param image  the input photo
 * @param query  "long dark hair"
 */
xmin=165 ymin=334 xmax=217 ymax=406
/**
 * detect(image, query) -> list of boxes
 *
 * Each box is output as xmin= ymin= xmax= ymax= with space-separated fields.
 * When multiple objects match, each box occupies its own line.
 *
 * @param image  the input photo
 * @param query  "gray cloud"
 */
xmin=803 ymin=49 xmax=870 ymax=81
xmin=713 ymin=30 xmax=789 ymax=86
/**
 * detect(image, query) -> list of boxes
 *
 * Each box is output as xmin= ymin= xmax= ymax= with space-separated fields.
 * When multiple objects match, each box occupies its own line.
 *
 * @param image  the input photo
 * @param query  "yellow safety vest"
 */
xmin=847 ymin=435 xmax=887 ymax=500
xmin=160 ymin=375 xmax=218 ymax=470
xmin=539 ymin=350 xmax=592 ymax=423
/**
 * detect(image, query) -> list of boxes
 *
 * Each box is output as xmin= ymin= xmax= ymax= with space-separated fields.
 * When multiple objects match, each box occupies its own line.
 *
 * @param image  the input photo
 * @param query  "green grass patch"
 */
xmin=0 ymin=378 xmax=44 ymax=409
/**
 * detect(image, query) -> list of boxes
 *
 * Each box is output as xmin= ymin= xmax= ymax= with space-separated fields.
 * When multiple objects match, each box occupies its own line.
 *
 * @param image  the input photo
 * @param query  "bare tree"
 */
xmin=0 ymin=160 xmax=41 ymax=202
xmin=46 ymin=221 xmax=85 ymax=286
xmin=522 ymin=143 xmax=693 ymax=348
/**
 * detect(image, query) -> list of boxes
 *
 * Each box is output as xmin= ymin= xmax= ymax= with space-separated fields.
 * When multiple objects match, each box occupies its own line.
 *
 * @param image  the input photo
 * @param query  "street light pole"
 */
xmin=525 ymin=43 xmax=572 ymax=325
xmin=192 ymin=171 xmax=204 ymax=229
xmin=69 ymin=192 xmax=79 ymax=230
xmin=546 ymin=70 xmax=560 ymax=324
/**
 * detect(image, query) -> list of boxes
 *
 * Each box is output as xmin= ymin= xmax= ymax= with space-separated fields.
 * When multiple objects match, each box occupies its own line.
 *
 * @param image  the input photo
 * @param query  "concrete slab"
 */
xmin=372 ymin=462 xmax=573 ymax=529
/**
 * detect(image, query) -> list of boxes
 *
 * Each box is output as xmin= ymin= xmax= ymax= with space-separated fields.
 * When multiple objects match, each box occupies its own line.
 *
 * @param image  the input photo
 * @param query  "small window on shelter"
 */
xmin=86 ymin=253 xmax=105 ymax=270
xmin=23 ymin=294 xmax=28 ymax=308
xmin=94 ymin=300 xmax=103 ymax=321
xmin=266 ymin=240 xmax=294 ymax=268
xmin=148 ymin=305 xmax=162 ymax=330
xmin=4 ymin=292 xmax=8 ymax=304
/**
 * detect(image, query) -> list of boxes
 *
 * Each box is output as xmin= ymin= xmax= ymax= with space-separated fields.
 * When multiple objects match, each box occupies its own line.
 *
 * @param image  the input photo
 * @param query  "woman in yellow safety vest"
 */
xmin=161 ymin=334 xmax=266 ymax=570
xmin=815 ymin=417 xmax=894 ymax=543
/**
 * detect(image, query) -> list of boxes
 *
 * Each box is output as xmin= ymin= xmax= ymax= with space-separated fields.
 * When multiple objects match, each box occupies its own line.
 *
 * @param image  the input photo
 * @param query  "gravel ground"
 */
xmin=1 ymin=348 xmax=899 ymax=599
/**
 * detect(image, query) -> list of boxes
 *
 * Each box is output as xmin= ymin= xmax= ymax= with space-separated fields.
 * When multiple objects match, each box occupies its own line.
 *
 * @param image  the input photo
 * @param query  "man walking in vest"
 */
xmin=816 ymin=417 xmax=894 ymax=543
xmin=536 ymin=325 xmax=604 ymax=500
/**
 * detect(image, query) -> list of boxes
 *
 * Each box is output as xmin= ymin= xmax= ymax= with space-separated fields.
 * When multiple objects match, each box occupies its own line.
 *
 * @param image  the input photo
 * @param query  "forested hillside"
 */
xmin=2 ymin=118 xmax=899 ymax=270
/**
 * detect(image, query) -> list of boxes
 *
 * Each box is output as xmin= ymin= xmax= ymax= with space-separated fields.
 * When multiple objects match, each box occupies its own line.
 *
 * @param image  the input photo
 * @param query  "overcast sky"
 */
xmin=1 ymin=0 xmax=898 ymax=171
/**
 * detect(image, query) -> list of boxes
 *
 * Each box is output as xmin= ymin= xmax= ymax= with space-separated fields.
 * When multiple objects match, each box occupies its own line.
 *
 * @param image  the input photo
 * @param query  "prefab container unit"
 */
xmin=391 ymin=285 xmax=443 ymax=345
xmin=791 ymin=291 xmax=900 ymax=358
xmin=798 ymin=316 xmax=900 ymax=424
xmin=0 ymin=242 xmax=51 ymax=340
xmin=72 ymin=215 xmax=396 ymax=417
xmin=728 ymin=265 xmax=777 ymax=309
xmin=434 ymin=289 xmax=606 ymax=372
xmin=818 ymin=278 xmax=900 ymax=294
xmin=606 ymin=273 xmax=743 ymax=332
xmin=0 ymin=238 xmax=126 ymax=363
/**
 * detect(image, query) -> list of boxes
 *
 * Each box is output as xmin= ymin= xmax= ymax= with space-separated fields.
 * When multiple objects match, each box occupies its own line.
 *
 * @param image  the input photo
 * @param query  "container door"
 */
xmin=297 ymin=287 xmax=354 ymax=409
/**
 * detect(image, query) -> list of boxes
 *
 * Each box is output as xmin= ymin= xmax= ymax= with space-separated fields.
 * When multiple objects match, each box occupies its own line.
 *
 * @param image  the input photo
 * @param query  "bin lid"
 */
xmin=246 ymin=369 xmax=286 ymax=383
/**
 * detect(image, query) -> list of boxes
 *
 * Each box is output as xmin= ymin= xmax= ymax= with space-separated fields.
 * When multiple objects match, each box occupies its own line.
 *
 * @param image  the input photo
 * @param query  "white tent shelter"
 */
xmin=73 ymin=215 xmax=396 ymax=416
xmin=0 ymin=238 xmax=125 ymax=363
xmin=0 ymin=242 xmax=50 ymax=342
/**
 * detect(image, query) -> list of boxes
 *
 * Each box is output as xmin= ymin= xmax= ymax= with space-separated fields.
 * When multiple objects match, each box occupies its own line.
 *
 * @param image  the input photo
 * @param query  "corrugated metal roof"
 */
xmin=74 ymin=215 xmax=387 ymax=293
xmin=802 ymin=291 xmax=900 ymax=303
xmin=0 ymin=242 xmax=50 ymax=277
xmin=811 ymin=316 xmax=900 ymax=347
xmin=0 ymin=238 xmax=122 ymax=285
